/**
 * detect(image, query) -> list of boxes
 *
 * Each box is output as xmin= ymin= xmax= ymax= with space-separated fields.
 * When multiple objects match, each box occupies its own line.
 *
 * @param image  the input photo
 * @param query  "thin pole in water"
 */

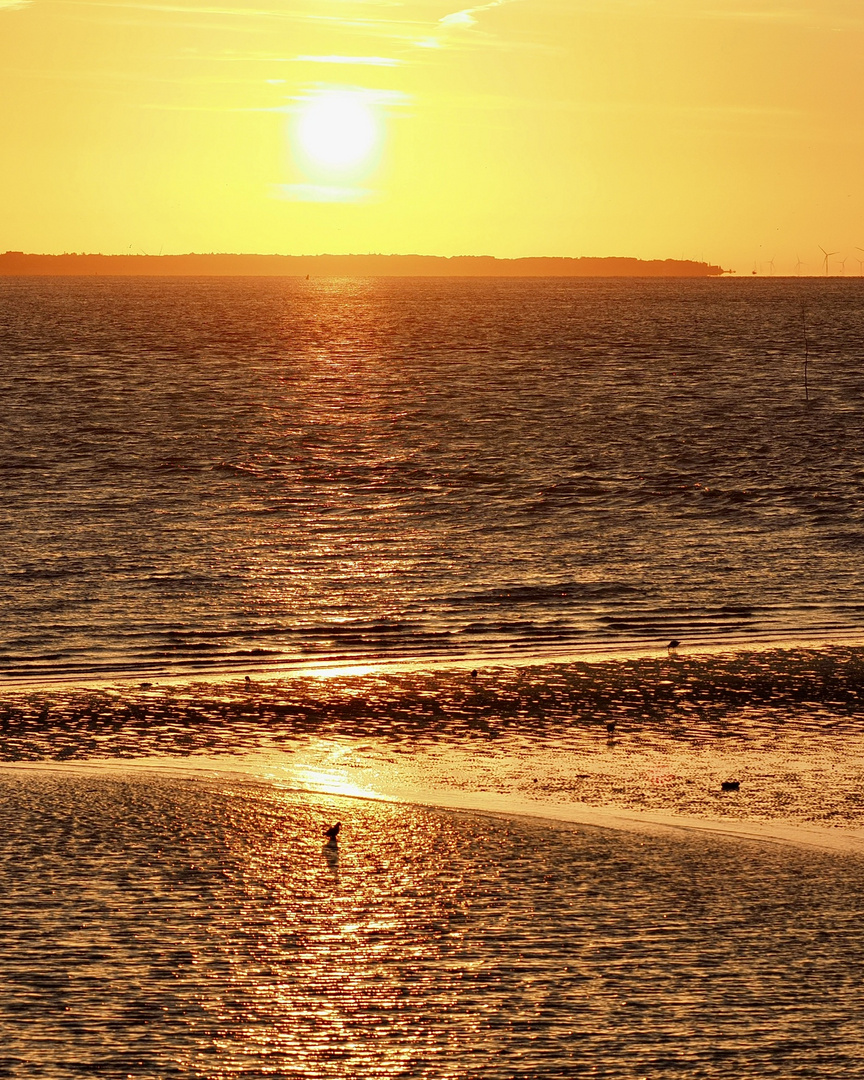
xmin=801 ymin=303 xmax=810 ymax=402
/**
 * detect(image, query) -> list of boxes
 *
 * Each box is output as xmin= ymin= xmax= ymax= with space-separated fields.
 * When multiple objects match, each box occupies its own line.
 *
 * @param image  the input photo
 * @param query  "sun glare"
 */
xmin=294 ymin=90 xmax=380 ymax=177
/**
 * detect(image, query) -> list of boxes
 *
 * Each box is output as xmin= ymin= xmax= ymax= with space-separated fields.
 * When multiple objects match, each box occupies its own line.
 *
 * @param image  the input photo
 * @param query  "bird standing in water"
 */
xmin=324 ymin=822 xmax=341 ymax=843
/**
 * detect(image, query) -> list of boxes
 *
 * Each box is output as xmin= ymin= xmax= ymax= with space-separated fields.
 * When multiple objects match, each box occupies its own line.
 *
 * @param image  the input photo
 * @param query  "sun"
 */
xmin=294 ymin=90 xmax=381 ymax=177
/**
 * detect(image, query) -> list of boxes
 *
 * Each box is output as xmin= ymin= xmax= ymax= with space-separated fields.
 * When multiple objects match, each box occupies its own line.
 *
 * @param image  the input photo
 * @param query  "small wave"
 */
xmin=4 ymin=619 xmax=864 ymax=687
xmin=448 ymin=582 xmax=645 ymax=606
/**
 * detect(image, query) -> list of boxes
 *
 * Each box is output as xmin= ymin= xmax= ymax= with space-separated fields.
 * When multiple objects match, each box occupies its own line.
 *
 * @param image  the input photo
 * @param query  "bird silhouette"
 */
xmin=667 ymin=639 xmax=680 ymax=654
xmin=324 ymin=822 xmax=341 ymax=843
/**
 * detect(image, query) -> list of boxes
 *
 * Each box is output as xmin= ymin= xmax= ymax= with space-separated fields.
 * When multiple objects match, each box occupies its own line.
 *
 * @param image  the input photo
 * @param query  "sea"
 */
xmin=2 ymin=275 xmax=864 ymax=1077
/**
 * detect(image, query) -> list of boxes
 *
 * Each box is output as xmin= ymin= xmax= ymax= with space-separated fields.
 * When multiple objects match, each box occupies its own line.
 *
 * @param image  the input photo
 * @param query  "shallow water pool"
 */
xmin=2 ymin=769 xmax=863 ymax=1078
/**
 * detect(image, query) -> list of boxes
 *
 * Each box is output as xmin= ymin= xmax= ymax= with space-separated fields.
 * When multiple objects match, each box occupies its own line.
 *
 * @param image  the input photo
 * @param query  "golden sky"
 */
xmin=2 ymin=0 xmax=863 ymax=272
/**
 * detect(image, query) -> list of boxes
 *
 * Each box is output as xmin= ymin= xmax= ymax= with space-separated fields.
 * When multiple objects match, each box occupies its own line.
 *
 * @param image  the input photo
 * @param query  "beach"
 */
xmin=5 ymin=647 xmax=864 ymax=1075
xmin=4 ymin=645 xmax=864 ymax=834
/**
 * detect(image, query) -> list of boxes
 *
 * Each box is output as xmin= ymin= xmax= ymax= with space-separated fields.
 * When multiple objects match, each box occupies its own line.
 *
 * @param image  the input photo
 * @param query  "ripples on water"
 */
xmin=2 ymin=771 xmax=864 ymax=1079
xmin=5 ymin=277 xmax=864 ymax=1077
xmin=2 ymin=276 xmax=864 ymax=678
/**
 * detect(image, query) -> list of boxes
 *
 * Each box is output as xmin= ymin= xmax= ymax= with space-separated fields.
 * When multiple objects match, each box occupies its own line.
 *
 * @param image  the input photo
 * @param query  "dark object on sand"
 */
xmin=667 ymin=639 xmax=680 ymax=653
xmin=721 ymin=780 xmax=740 ymax=792
xmin=606 ymin=720 xmax=616 ymax=736
xmin=324 ymin=822 xmax=341 ymax=842
xmin=471 ymin=669 xmax=478 ymax=679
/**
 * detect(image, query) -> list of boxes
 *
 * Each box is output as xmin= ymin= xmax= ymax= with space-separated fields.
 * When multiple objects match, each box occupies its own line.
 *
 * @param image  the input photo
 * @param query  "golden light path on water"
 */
xmin=3 ymin=757 xmax=864 ymax=1077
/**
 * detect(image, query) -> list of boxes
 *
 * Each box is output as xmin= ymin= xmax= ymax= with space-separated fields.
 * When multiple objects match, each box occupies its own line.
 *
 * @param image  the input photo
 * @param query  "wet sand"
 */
xmin=3 ymin=647 xmax=864 ymax=1075
xmin=2 ymin=645 xmax=864 ymax=841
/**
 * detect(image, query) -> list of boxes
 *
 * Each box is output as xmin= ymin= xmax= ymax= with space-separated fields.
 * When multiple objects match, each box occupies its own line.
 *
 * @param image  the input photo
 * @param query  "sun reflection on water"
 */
xmin=3 ymin=771 xmax=864 ymax=1076
xmin=285 ymin=761 xmax=386 ymax=801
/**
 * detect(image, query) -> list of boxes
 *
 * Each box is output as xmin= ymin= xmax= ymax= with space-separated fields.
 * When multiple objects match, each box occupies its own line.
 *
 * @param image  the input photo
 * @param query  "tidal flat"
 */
xmin=3 ymin=647 xmax=864 ymax=1076
xmin=3 ymin=645 xmax=864 ymax=834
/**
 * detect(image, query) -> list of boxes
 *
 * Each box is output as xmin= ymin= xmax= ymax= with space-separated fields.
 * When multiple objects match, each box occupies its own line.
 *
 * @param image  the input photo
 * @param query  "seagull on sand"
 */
xmin=324 ymin=822 xmax=341 ymax=843
xmin=667 ymin=639 xmax=680 ymax=655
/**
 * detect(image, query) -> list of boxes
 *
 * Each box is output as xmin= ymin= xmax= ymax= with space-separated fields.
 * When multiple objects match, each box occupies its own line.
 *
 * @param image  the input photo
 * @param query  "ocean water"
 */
xmin=4 ymin=275 xmax=864 ymax=1076
xmin=2 ymin=275 xmax=864 ymax=681
xmin=2 ymin=770 xmax=864 ymax=1079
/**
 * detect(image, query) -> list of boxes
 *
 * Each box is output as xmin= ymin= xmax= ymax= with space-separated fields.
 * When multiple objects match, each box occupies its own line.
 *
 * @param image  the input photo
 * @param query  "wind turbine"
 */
xmin=794 ymin=253 xmax=804 ymax=276
xmin=857 ymin=247 xmax=864 ymax=276
xmin=838 ymin=256 xmax=848 ymax=276
xmin=819 ymin=245 xmax=838 ymax=275
xmin=767 ymin=256 xmax=776 ymax=276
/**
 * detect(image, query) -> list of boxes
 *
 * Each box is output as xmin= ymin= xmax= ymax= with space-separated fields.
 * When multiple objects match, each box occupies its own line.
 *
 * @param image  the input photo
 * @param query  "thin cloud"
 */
xmin=618 ymin=0 xmax=857 ymax=26
xmin=72 ymin=1 xmax=300 ymax=16
xmin=68 ymin=1 xmax=403 ymax=30
xmin=293 ymin=55 xmax=403 ymax=67
xmin=61 ymin=0 xmax=513 ymax=54
xmin=425 ymin=0 xmax=520 ymax=48
xmin=563 ymin=0 xmax=848 ymax=22
xmin=286 ymin=86 xmax=409 ymax=111
xmin=64 ymin=1 xmax=441 ymax=49
xmin=439 ymin=9 xmax=475 ymax=28
xmin=439 ymin=0 xmax=510 ymax=30
xmin=0 ymin=0 xmax=31 ymax=9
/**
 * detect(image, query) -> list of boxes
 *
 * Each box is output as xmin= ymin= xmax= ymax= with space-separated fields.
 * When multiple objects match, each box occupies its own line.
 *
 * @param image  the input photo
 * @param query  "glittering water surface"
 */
xmin=2 ymin=770 xmax=864 ymax=1079
xmin=2 ymin=276 xmax=864 ymax=679
xmin=4 ymin=277 xmax=864 ymax=1075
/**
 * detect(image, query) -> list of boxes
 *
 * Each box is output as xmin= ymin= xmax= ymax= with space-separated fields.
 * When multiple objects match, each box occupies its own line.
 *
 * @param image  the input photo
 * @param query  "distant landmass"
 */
xmin=0 ymin=251 xmax=727 ymax=278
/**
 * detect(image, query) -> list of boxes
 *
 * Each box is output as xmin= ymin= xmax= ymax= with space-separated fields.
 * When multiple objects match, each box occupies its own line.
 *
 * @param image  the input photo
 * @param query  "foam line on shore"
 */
xmin=406 ymin=787 xmax=864 ymax=857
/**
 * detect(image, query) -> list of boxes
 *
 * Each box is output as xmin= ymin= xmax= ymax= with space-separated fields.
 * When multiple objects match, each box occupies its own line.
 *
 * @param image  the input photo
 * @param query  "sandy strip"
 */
xmin=407 ymin=787 xmax=864 ymax=856
xmin=4 ymin=754 xmax=864 ymax=858
xmin=4 ymin=644 xmax=864 ymax=856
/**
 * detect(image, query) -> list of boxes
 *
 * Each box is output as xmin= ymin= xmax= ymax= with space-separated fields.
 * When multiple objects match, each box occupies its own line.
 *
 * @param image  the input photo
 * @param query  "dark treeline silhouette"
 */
xmin=0 ymin=251 xmax=727 ymax=277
